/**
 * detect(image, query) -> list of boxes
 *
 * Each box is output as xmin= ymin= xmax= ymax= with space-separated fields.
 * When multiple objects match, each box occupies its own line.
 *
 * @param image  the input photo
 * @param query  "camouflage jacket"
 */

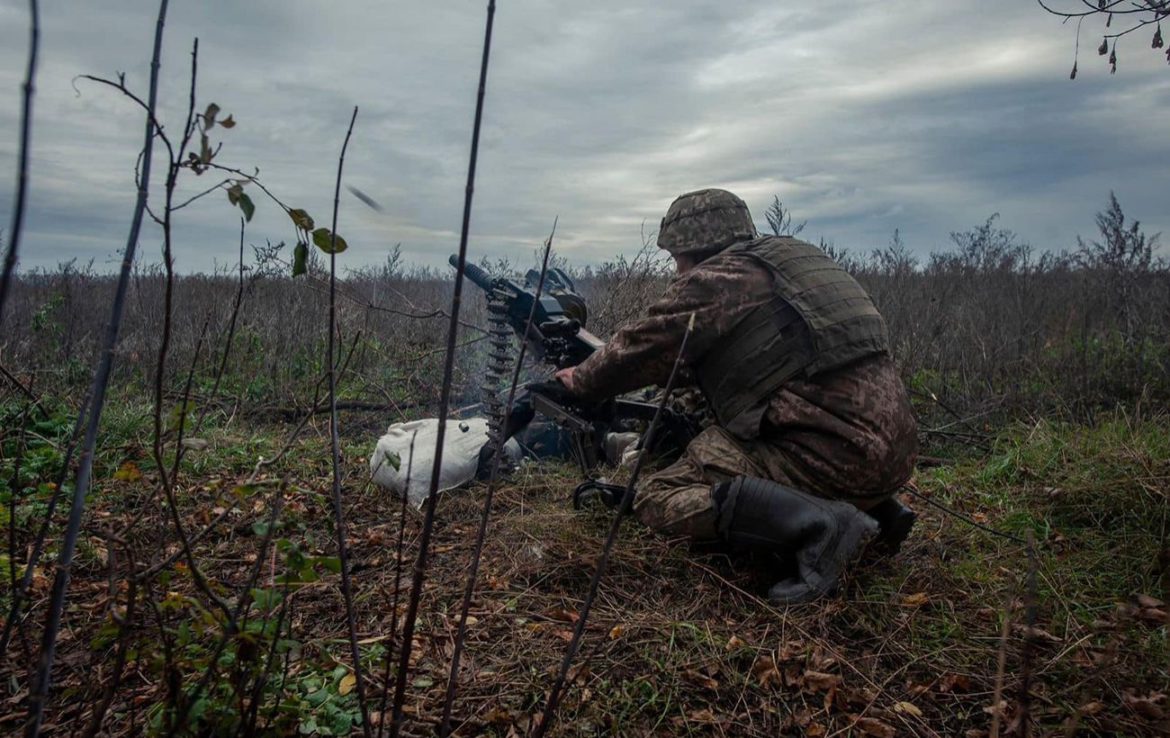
xmin=573 ymin=246 xmax=918 ymax=493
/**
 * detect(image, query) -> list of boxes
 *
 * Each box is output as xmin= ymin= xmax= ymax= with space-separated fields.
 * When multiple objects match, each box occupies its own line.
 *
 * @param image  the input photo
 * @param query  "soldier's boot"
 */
xmin=864 ymin=496 xmax=916 ymax=554
xmin=713 ymin=477 xmax=878 ymax=606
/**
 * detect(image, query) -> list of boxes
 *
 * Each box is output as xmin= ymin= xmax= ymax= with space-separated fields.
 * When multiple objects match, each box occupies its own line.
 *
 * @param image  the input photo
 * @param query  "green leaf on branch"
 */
xmin=312 ymin=227 xmax=347 ymax=254
xmin=292 ymin=242 xmax=308 ymax=277
xmin=227 ymin=182 xmax=243 ymax=206
xmin=204 ymin=102 xmax=220 ymax=128
xmin=288 ymin=208 xmax=314 ymax=232
xmin=239 ymin=192 xmax=255 ymax=222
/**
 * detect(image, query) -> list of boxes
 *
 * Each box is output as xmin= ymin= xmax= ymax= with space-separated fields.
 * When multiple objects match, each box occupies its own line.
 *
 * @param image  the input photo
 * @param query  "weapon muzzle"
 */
xmin=450 ymin=254 xmax=494 ymax=290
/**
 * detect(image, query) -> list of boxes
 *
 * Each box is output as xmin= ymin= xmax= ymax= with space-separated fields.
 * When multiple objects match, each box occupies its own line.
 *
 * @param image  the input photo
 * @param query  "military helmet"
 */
xmin=657 ymin=188 xmax=758 ymax=256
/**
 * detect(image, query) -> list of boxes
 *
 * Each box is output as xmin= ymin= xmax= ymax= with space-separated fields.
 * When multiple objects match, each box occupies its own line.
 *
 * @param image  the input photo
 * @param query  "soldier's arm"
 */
xmin=570 ymin=258 xmax=761 ymax=400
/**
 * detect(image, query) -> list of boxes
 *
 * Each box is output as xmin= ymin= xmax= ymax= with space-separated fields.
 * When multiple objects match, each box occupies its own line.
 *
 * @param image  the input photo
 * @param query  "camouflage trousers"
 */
xmin=632 ymin=357 xmax=919 ymax=540
xmin=633 ymin=426 xmax=900 ymax=540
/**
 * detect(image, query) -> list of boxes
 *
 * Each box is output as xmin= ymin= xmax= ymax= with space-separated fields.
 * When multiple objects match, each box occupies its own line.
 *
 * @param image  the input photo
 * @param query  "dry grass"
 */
xmin=3 ymin=404 xmax=1165 ymax=736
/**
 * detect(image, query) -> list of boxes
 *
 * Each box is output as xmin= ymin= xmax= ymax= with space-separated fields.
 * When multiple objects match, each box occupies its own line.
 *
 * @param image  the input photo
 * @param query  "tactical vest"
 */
xmin=696 ymin=236 xmax=890 ymax=439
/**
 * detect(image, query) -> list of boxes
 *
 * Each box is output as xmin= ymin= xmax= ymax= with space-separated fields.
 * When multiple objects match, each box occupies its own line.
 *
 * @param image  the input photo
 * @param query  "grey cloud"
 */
xmin=1 ymin=0 xmax=1167 ymax=276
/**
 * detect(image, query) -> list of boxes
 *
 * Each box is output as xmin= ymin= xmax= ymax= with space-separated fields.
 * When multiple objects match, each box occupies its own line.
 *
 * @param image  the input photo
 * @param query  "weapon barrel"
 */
xmin=449 ymin=253 xmax=494 ymax=290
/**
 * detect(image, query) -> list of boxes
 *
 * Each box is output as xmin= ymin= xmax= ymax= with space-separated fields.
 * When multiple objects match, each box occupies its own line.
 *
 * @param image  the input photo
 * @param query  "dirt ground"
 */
xmin=2 ymin=411 xmax=1168 ymax=737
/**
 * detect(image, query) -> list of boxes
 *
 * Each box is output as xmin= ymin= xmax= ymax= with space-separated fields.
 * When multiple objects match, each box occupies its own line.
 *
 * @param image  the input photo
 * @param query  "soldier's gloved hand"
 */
xmin=553 ymin=366 xmax=579 ymax=394
xmin=525 ymin=379 xmax=575 ymax=402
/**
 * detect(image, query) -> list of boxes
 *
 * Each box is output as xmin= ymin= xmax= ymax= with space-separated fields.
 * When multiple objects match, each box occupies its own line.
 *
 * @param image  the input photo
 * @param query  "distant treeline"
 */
xmin=2 ymin=194 xmax=1166 ymax=424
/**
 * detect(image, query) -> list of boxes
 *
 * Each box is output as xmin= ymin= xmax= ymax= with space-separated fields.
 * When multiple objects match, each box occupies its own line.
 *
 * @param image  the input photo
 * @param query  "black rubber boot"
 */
xmin=713 ymin=477 xmax=878 ymax=605
xmin=865 ymin=496 xmax=916 ymax=554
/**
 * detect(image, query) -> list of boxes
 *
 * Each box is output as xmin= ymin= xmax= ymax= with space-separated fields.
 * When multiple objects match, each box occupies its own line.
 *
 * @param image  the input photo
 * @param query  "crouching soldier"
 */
xmin=554 ymin=189 xmax=919 ymax=605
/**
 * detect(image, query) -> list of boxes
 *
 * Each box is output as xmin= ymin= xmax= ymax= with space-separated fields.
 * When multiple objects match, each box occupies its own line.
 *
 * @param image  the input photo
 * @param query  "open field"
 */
xmin=1 ymin=395 xmax=1167 ymax=736
xmin=2 ymin=196 xmax=1170 ymax=736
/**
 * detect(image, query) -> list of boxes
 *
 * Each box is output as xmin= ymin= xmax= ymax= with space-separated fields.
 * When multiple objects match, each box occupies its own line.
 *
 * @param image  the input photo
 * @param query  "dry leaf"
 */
xmin=806 ymin=723 xmax=827 ymax=737
xmin=687 ymin=708 xmax=718 ymax=724
xmin=803 ymin=671 xmax=841 ymax=692
xmin=1014 ymin=624 xmax=1062 ymax=643
xmin=338 ymin=673 xmax=356 ymax=696
xmin=854 ymin=716 xmax=896 ymax=737
xmin=113 ymin=462 xmax=143 ymax=482
xmin=1136 ymin=594 xmax=1165 ymax=609
xmin=681 ymin=669 xmax=720 ymax=691
xmin=1137 ymin=607 xmax=1169 ymax=625
xmin=608 ymin=625 xmax=625 ymax=640
xmin=939 ymin=673 xmax=972 ymax=693
xmin=1078 ymin=701 xmax=1106 ymax=716
xmin=543 ymin=607 xmax=580 ymax=624
xmin=902 ymin=592 xmax=929 ymax=607
xmin=726 ymin=635 xmax=746 ymax=650
xmin=484 ymin=706 xmax=511 ymax=725
xmin=894 ymin=701 xmax=923 ymax=717
xmin=1123 ymin=692 xmax=1166 ymax=720
xmin=752 ymin=656 xmax=783 ymax=689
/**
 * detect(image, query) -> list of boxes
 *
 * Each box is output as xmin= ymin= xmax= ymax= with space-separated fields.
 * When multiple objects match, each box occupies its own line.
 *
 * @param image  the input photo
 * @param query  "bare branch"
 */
xmin=0 ymin=0 xmax=40 ymax=326
xmin=25 ymin=1 xmax=171 ymax=733
xmin=389 ymin=3 xmax=497 ymax=734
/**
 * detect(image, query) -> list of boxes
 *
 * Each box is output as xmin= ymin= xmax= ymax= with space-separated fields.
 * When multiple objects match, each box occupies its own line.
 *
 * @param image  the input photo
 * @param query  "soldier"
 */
xmin=554 ymin=188 xmax=919 ymax=605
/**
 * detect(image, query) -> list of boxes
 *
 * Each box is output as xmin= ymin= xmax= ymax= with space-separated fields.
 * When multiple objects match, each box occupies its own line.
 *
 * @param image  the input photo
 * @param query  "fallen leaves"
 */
xmin=542 ymin=607 xmax=580 ymax=624
xmin=751 ymin=656 xmax=783 ymax=689
xmin=852 ymin=716 xmax=896 ymax=737
xmin=803 ymin=670 xmax=842 ymax=693
xmin=1123 ymin=691 xmax=1167 ymax=721
xmin=893 ymin=700 xmax=923 ymax=718
xmin=1131 ymin=594 xmax=1169 ymax=625
xmin=1013 ymin=624 xmax=1063 ymax=644
xmin=113 ymin=461 xmax=142 ymax=482
xmin=901 ymin=591 xmax=930 ymax=607
xmin=938 ymin=673 xmax=973 ymax=693
xmin=680 ymin=669 xmax=720 ymax=692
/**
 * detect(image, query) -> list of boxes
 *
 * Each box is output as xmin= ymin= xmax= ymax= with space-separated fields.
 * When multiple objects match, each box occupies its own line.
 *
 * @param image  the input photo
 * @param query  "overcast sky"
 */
xmin=1 ymin=1 xmax=1167 ymax=274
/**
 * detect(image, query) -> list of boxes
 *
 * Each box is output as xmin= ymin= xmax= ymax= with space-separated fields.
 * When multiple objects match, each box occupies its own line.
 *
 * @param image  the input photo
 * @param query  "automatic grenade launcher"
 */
xmin=450 ymin=254 xmax=696 ymax=472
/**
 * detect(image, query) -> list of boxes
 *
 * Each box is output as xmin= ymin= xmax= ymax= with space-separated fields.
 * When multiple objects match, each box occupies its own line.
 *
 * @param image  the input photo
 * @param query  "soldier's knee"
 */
xmin=633 ymin=481 xmax=719 ymax=541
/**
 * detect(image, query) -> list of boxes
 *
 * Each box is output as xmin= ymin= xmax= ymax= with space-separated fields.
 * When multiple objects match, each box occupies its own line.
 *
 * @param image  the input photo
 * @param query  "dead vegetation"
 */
xmin=2 ymin=192 xmax=1169 ymax=736
xmin=1 ymin=405 xmax=1166 ymax=736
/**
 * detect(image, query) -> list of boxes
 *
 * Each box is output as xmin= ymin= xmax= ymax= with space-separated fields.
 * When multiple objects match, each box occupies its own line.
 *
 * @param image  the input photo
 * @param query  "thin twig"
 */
xmin=193 ymin=217 xmax=248 ymax=433
xmin=24 ymin=3 xmax=170 ymax=733
xmin=903 ymin=483 xmax=1026 ymax=544
xmin=388 ymin=3 xmax=497 ymax=734
xmin=376 ymin=431 xmax=418 ymax=738
xmin=440 ymin=218 xmax=557 ymax=735
xmin=0 ymin=0 xmax=40 ymax=325
xmin=989 ymin=588 xmax=1015 ymax=738
xmin=325 ymin=105 xmax=372 ymax=738
xmin=0 ymin=385 xmax=89 ymax=655
xmin=532 ymin=313 xmax=697 ymax=738
xmin=1016 ymin=530 xmax=1038 ymax=737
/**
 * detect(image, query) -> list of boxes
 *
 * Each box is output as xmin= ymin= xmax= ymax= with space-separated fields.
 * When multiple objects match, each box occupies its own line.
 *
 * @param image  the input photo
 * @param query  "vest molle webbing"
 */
xmin=696 ymin=236 xmax=890 ymax=438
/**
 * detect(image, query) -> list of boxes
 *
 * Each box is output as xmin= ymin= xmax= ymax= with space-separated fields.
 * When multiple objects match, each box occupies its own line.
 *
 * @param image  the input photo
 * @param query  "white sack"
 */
xmin=369 ymin=418 xmax=520 ymax=509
